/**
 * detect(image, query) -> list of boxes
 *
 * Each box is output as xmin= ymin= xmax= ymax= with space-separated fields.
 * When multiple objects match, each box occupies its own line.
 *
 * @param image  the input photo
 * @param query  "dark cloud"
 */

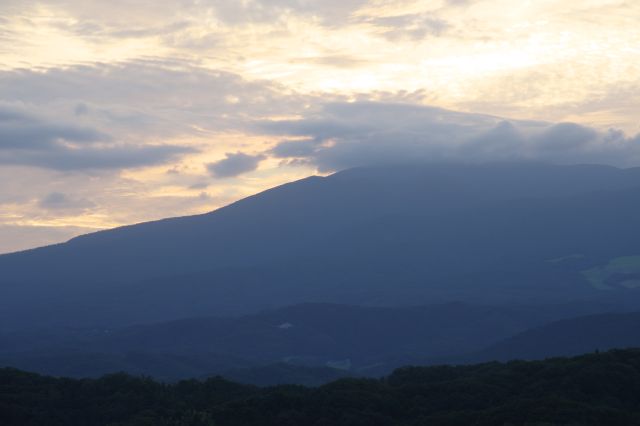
xmin=0 ymin=104 xmax=194 ymax=171
xmin=261 ymin=101 xmax=640 ymax=171
xmin=0 ymin=107 xmax=30 ymax=122
xmin=0 ymin=144 xmax=193 ymax=171
xmin=74 ymin=103 xmax=89 ymax=116
xmin=271 ymin=138 xmax=320 ymax=158
xmin=535 ymin=123 xmax=598 ymax=150
xmin=189 ymin=182 xmax=209 ymax=190
xmin=39 ymin=192 xmax=95 ymax=211
xmin=207 ymin=152 xmax=266 ymax=178
xmin=0 ymin=61 xmax=297 ymax=172
xmin=0 ymin=111 xmax=108 ymax=150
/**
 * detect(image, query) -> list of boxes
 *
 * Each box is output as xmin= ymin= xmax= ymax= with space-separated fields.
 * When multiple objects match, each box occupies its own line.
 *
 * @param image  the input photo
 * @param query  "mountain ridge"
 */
xmin=1 ymin=301 xmax=637 ymax=381
xmin=2 ymin=162 xmax=640 ymax=330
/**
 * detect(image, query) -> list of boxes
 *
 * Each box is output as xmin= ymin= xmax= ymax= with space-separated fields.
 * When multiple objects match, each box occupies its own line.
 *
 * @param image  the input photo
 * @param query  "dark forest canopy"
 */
xmin=3 ymin=349 xmax=640 ymax=426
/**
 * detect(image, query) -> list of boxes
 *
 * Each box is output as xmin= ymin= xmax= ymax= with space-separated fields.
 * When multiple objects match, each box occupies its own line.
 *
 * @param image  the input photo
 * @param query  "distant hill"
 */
xmin=221 ymin=363 xmax=355 ymax=387
xmin=1 ymin=302 xmax=581 ymax=380
xmin=4 ymin=349 xmax=640 ymax=425
xmin=2 ymin=163 xmax=640 ymax=330
xmin=474 ymin=311 xmax=640 ymax=362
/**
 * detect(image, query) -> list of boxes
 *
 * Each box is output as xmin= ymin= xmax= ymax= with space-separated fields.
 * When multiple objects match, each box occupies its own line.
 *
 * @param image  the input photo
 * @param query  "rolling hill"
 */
xmin=475 ymin=311 xmax=640 ymax=362
xmin=0 ymin=302 xmax=632 ymax=381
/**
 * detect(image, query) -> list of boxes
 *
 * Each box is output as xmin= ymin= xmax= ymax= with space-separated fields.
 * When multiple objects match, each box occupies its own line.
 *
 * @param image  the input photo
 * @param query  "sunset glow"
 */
xmin=1 ymin=0 xmax=639 ymax=253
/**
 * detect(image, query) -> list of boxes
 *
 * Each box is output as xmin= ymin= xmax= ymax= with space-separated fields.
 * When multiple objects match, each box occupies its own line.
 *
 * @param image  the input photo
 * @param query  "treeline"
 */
xmin=3 ymin=349 xmax=640 ymax=425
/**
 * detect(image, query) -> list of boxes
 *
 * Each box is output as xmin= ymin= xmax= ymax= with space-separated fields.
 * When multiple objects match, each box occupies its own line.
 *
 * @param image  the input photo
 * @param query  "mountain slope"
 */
xmin=475 ymin=311 xmax=640 ymax=362
xmin=2 ymin=163 xmax=640 ymax=329
xmin=0 ymin=302 xmax=569 ymax=379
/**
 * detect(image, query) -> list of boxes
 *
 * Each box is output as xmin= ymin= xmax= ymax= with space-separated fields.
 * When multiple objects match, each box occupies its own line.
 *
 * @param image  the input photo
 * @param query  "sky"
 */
xmin=0 ymin=0 xmax=639 ymax=254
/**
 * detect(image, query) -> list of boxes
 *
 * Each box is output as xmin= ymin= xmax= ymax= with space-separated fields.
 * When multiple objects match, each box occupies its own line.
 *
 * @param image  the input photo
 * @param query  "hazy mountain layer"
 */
xmin=0 ymin=302 xmax=632 ymax=381
xmin=474 ymin=311 xmax=640 ymax=362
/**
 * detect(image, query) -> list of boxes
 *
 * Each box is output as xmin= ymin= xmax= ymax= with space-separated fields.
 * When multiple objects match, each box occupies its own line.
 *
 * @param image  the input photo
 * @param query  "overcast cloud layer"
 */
xmin=263 ymin=102 xmax=640 ymax=171
xmin=0 ymin=0 xmax=639 ymax=253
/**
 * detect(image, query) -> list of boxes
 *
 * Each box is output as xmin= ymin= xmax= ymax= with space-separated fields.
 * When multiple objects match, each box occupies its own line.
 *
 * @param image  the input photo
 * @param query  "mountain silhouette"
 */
xmin=2 ymin=162 xmax=640 ymax=330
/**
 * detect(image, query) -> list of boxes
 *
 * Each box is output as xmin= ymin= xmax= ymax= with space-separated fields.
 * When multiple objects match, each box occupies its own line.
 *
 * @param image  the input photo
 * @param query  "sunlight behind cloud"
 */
xmin=0 ymin=0 xmax=638 ymax=253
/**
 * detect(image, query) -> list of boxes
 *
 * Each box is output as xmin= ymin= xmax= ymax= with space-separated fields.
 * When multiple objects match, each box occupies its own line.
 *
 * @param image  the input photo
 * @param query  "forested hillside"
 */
xmin=2 ymin=349 xmax=640 ymax=425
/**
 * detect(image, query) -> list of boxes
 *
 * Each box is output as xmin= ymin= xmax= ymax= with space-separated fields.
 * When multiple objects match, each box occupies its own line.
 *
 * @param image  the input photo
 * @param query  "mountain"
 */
xmin=2 ymin=162 xmax=640 ymax=330
xmin=0 ymin=302 xmax=583 ymax=380
xmin=474 ymin=311 xmax=640 ymax=362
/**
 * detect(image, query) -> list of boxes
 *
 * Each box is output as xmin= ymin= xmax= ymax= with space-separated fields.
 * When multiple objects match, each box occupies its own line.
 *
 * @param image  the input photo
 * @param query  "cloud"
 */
xmin=0 ymin=144 xmax=193 ymax=171
xmin=261 ymin=102 xmax=640 ymax=171
xmin=271 ymin=138 xmax=320 ymax=158
xmin=0 ymin=61 xmax=301 ymax=138
xmin=207 ymin=152 xmax=266 ymax=178
xmin=38 ymin=192 xmax=95 ymax=211
xmin=292 ymin=55 xmax=372 ymax=69
xmin=8 ymin=0 xmax=369 ymax=31
xmin=66 ymin=20 xmax=193 ymax=40
xmin=0 ymin=106 xmax=108 ymax=150
xmin=0 ymin=60 xmax=304 ymax=173
xmin=189 ymin=182 xmax=209 ymax=190
xmin=74 ymin=103 xmax=89 ymax=116
xmin=534 ymin=123 xmax=598 ymax=151
xmin=367 ymin=13 xmax=450 ymax=41
xmin=0 ymin=104 xmax=193 ymax=170
xmin=207 ymin=0 xmax=369 ymax=26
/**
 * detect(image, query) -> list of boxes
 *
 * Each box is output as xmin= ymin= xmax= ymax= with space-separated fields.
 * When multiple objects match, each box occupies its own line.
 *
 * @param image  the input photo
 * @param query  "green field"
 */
xmin=546 ymin=253 xmax=585 ymax=264
xmin=581 ymin=255 xmax=640 ymax=290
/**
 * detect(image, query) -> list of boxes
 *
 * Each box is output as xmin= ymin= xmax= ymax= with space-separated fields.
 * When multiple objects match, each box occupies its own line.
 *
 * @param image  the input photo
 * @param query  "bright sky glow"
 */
xmin=0 ymin=0 xmax=639 ymax=253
